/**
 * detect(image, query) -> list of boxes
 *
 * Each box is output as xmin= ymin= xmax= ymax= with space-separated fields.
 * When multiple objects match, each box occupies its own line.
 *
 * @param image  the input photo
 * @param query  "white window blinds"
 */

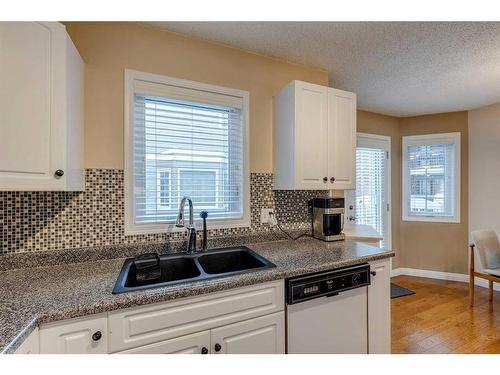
xmin=354 ymin=147 xmax=388 ymax=248
xmin=402 ymin=133 xmax=460 ymax=223
xmin=407 ymin=144 xmax=454 ymax=216
xmin=131 ymin=79 xmax=246 ymax=226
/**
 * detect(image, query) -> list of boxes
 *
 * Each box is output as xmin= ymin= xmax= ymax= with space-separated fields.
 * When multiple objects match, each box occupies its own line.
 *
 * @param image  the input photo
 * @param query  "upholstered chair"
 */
xmin=470 ymin=229 xmax=500 ymax=306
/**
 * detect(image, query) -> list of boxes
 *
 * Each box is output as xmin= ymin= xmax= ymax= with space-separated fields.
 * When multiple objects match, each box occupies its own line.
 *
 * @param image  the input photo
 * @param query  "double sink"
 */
xmin=113 ymin=246 xmax=275 ymax=294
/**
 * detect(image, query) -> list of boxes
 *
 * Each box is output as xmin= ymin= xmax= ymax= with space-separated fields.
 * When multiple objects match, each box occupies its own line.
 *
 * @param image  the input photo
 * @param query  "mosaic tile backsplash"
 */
xmin=0 ymin=169 xmax=329 ymax=254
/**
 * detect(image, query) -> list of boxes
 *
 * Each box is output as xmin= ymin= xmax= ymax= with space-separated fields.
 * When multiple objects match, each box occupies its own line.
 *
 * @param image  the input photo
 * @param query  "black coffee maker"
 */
xmin=308 ymin=197 xmax=345 ymax=242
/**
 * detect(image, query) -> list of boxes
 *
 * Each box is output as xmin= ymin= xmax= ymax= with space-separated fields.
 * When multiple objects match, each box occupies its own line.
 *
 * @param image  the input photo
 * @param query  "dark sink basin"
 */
xmin=124 ymin=257 xmax=201 ymax=288
xmin=197 ymin=249 xmax=269 ymax=274
xmin=112 ymin=246 xmax=275 ymax=294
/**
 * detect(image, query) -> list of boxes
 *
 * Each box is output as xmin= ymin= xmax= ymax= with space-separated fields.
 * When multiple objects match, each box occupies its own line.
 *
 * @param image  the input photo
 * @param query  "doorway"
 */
xmin=345 ymin=133 xmax=392 ymax=249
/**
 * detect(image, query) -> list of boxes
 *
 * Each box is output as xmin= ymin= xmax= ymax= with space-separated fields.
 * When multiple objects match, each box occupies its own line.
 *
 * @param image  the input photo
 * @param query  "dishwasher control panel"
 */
xmin=286 ymin=263 xmax=370 ymax=304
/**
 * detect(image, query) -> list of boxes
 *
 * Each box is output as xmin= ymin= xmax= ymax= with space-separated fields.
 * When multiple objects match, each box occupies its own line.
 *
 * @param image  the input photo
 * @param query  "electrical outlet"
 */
xmin=260 ymin=208 xmax=274 ymax=224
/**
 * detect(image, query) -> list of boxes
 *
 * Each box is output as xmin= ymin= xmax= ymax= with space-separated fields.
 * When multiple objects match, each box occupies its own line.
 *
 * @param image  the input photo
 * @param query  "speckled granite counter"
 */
xmin=0 ymin=238 xmax=393 ymax=353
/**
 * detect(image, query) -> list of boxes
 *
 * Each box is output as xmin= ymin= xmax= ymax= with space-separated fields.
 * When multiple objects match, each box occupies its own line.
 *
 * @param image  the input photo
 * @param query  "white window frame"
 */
xmin=124 ymin=69 xmax=250 ymax=235
xmin=402 ymin=132 xmax=461 ymax=223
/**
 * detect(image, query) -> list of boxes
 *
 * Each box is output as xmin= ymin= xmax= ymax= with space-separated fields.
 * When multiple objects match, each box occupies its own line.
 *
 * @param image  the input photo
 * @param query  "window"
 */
xmin=346 ymin=133 xmax=391 ymax=250
xmin=402 ymin=132 xmax=460 ymax=223
xmin=125 ymin=70 xmax=250 ymax=234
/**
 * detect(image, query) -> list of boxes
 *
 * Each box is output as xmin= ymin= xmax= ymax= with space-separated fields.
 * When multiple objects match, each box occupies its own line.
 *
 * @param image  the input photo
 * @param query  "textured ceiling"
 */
xmin=147 ymin=22 xmax=500 ymax=117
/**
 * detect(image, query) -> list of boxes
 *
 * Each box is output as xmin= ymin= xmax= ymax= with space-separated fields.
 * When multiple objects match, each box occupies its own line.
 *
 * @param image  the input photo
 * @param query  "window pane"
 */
xmin=179 ymin=170 xmax=217 ymax=207
xmin=134 ymin=93 xmax=244 ymax=224
xmin=354 ymin=147 xmax=387 ymax=248
xmin=407 ymin=143 xmax=454 ymax=217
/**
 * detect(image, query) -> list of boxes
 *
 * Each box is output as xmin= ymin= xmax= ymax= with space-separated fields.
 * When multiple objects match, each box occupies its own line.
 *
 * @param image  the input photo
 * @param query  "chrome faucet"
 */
xmin=175 ymin=197 xmax=197 ymax=253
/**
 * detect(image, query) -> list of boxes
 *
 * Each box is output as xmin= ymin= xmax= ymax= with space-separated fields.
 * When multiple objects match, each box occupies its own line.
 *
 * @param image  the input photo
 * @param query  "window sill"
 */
xmin=125 ymin=218 xmax=251 ymax=236
xmin=402 ymin=215 xmax=461 ymax=224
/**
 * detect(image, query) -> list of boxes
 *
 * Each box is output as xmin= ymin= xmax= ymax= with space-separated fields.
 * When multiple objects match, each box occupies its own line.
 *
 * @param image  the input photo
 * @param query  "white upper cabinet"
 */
xmin=273 ymin=80 xmax=356 ymax=190
xmin=0 ymin=22 xmax=84 ymax=191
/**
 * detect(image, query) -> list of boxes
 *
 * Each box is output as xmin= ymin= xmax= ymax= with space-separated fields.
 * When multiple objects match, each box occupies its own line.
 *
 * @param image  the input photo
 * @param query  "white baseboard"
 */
xmin=391 ymin=267 xmax=500 ymax=291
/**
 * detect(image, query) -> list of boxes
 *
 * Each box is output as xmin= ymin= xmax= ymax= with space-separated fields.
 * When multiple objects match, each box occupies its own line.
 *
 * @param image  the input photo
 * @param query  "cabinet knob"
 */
xmin=370 ymin=271 xmax=377 ymax=277
xmin=330 ymin=177 xmax=335 ymax=183
xmin=201 ymin=347 xmax=208 ymax=354
xmin=54 ymin=169 xmax=64 ymax=178
xmin=323 ymin=177 xmax=328 ymax=183
xmin=92 ymin=331 xmax=102 ymax=341
xmin=214 ymin=343 xmax=222 ymax=352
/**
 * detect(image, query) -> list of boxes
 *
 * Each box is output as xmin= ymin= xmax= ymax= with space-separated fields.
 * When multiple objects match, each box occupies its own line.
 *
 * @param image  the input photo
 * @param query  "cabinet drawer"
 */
xmin=39 ymin=314 xmax=107 ymax=354
xmin=108 ymin=280 xmax=284 ymax=352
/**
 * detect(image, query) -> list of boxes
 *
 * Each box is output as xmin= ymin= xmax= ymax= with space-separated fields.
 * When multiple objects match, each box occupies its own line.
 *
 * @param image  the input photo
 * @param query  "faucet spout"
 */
xmin=176 ymin=197 xmax=196 ymax=253
xmin=176 ymin=197 xmax=194 ymax=227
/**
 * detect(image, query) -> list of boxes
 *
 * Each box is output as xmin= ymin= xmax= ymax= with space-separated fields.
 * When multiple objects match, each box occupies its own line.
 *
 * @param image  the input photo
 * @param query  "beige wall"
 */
xmin=357 ymin=110 xmax=401 ymax=268
xmin=468 ymin=103 xmax=500 ymax=237
xmin=399 ymin=112 xmax=469 ymax=274
xmin=66 ymin=22 xmax=471 ymax=273
xmin=64 ymin=22 xmax=328 ymax=172
xmin=358 ymin=111 xmax=469 ymax=273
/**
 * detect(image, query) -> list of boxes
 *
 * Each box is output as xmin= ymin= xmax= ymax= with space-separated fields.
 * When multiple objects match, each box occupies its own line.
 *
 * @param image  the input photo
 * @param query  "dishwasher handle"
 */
xmin=325 ymin=292 xmax=340 ymax=298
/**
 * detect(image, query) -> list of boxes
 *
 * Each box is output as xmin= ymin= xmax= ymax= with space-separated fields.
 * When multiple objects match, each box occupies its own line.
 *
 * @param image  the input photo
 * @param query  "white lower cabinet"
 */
xmin=118 ymin=331 xmax=211 ymax=354
xmin=14 ymin=328 xmax=39 ymax=354
xmin=368 ymin=258 xmax=391 ymax=354
xmin=28 ymin=268 xmax=390 ymax=355
xmin=108 ymin=280 xmax=283 ymax=353
xmin=118 ymin=312 xmax=285 ymax=354
xmin=211 ymin=312 xmax=284 ymax=354
xmin=39 ymin=314 xmax=107 ymax=354
xmin=36 ymin=280 xmax=284 ymax=354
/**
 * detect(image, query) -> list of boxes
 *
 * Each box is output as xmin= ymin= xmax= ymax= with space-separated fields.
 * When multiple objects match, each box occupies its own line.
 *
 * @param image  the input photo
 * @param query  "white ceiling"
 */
xmin=147 ymin=22 xmax=500 ymax=117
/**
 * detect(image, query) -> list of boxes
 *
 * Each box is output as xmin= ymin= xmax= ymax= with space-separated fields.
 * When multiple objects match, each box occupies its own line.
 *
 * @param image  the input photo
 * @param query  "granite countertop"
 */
xmin=0 ymin=238 xmax=393 ymax=353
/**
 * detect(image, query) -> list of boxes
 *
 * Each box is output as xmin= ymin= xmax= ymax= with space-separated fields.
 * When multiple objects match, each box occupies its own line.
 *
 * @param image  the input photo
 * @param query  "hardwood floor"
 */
xmin=391 ymin=275 xmax=500 ymax=354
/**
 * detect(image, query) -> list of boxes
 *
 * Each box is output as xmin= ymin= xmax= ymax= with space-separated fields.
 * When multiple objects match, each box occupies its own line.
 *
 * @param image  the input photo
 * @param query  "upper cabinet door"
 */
xmin=294 ymin=81 xmax=329 ymax=189
xmin=0 ymin=22 xmax=84 ymax=191
xmin=328 ymin=88 xmax=356 ymax=190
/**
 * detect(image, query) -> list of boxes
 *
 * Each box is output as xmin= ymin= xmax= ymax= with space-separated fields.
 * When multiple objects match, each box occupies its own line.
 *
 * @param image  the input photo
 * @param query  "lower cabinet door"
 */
xmin=368 ymin=258 xmax=391 ymax=354
xmin=210 ymin=312 xmax=285 ymax=354
xmin=117 ymin=331 xmax=210 ymax=354
xmin=39 ymin=315 xmax=107 ymax=354
xmin=15 ymin=328 xmax=39 ymax=354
